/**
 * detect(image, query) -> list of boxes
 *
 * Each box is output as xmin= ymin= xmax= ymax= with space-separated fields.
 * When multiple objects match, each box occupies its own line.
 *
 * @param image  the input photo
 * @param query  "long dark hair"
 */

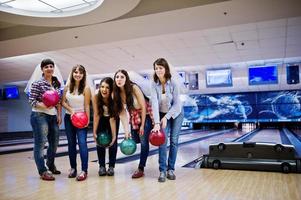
xmin=113 ymin=69 xmax=134 ymax=115
xmin=153 ymin=58 xmax=172 ymax=83
xmin=40 ymin=58 xmax=61 ymax=89
xmin=69 ymin=65 xmax=86 ymax=95
xmin=97 ymin=77 xmax=114 ymax=117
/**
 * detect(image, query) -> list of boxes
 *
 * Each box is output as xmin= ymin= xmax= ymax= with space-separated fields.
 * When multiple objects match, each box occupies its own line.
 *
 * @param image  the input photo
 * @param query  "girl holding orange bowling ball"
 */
xmin=62 ymin=65 xmax=91 ymax=181
xmin=151 ymin=58 xmax=184 ymax=183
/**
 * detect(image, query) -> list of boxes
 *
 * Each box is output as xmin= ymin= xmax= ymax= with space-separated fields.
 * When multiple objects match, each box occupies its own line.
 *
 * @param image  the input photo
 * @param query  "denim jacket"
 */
xmin=151 ymin=79 xmax=182 ymax=124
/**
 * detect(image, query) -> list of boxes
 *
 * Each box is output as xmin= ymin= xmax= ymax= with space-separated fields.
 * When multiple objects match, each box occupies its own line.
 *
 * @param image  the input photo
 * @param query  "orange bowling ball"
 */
xmin=71 ymin=112 xmax=88 ymax=128
xmin=149 ymin=129 xmax=165 ymax=146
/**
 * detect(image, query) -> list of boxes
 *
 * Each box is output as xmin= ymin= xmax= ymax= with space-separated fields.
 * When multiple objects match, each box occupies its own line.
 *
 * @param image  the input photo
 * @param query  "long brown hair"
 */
xmin=96 ymin=77 xmax=114 ymax=117
xmin=69 ymin=65 xmax=86 ymax=95
xmin=113 ymin=69 xmax=134 ymax=115
xmin=153 ymin=58 xmax=172 ymax=83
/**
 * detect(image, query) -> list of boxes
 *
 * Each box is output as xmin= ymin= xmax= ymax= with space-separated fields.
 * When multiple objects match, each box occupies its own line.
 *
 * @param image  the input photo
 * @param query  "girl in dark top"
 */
xmin=93 ymin=77 xmax=119 ymax=176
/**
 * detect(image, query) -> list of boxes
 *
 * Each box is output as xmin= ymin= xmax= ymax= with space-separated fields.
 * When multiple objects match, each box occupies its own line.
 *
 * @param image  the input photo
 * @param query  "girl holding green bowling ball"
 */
xmin=113 ymin=69 xmax=153 ymax=179
xmin=93 ymin=77 xmax=119 ymax=176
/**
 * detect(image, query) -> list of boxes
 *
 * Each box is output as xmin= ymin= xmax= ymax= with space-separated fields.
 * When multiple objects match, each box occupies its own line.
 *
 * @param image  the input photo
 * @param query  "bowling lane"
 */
xmin=176 ymin=129 xmax=247 ymax=167
xmin=0 ymin=133 xmax=128 ymax=154
xmin=0 ymin=134 xmax=95 ymax=154
xmin=291 ymin=128 xmax=301 ymax=138
xmin=0 ymin=128 xmax=252 ymax=171
xmin=247 ymin=129 xmax=282 ymax=143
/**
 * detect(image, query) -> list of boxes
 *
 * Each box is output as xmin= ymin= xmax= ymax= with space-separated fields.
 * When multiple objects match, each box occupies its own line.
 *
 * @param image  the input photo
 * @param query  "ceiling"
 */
xmin=0 ymin=0 xmax=301 ymax=94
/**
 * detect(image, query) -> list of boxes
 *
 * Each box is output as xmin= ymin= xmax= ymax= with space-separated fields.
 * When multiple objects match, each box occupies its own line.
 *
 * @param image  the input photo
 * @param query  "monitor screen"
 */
xmin=206 ymin=68 xmax=232 ymax=87
xmin=249 ymin=65 xmax=278 ymax=85
xmin=4 ymin=86 xmax=19 ymax=99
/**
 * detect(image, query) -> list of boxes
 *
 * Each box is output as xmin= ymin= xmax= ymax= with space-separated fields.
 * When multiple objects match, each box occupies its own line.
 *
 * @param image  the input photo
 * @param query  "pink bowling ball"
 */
xmin=42 ymin=90 xmax=59 ymax=107
xmin=71 ymin=112 xmax=88 ymax=129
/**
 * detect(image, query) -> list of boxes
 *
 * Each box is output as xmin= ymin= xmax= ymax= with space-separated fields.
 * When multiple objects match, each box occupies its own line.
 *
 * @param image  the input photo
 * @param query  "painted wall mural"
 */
xmin=183 ymin=90 xmax=301 ymax=122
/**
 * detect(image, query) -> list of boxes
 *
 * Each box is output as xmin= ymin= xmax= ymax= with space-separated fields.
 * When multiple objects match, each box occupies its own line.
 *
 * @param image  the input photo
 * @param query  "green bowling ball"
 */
xmin=120 ymin=138 xmax=137 ymax=155
xmin=96 ymin=131 xmax=112 ymax=147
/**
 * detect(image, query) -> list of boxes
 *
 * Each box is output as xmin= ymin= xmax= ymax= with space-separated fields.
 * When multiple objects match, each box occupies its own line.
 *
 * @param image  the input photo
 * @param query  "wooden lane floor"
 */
xmin=248 ymin=129 xmax=282 ymax=143
xmin=0 ymin=128 xmax=301 ymax=200
xmin=177 ymin=129 xmax=247 ymax=167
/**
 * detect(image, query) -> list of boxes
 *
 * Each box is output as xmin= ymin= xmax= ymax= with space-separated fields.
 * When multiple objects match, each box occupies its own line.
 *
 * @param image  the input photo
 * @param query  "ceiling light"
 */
xmin=0 ymin=0 xmax=104 ymax=17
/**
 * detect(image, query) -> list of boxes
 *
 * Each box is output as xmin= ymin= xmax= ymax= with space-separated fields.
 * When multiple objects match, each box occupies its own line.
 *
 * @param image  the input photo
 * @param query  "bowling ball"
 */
xmin=71 ymin=112 xmax=88 ymax=128
xmin=42 ymin=90 xmax=59 ymax=107
xmin=96 ymin=131 xmax=112 ymax=147
xmin=149 ymin=129 xmax=165 ymax=146
xmin=120 ymin=138 xmax=136 ymax=155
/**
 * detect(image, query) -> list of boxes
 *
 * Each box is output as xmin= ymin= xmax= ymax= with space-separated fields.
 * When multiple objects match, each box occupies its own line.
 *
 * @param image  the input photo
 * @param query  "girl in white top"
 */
xmin=62 ymin=65 xmax=91 ymax=181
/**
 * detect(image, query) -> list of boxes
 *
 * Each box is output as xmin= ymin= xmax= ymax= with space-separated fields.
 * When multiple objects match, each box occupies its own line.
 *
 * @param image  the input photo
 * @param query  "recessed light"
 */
xmin=0 ymin=0 xmax=104 ymax=18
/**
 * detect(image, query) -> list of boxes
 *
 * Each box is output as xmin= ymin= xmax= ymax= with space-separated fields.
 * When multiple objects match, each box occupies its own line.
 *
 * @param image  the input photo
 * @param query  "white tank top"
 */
xmin=103 ymin=105 xmax=109 ymax=117
xmin=159 ymin=93 xmax=169 ymax=113
xmin=65 ymin=90 xmax=85 ymax=114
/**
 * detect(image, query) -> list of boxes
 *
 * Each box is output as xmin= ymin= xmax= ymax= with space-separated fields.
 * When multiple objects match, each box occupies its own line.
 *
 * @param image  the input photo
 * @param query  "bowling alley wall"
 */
xmin=0 ymin=63 xmax=300 ymax=133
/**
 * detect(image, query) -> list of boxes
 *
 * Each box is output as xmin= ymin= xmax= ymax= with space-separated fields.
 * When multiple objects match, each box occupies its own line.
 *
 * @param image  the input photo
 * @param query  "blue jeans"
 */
xmin=131 ymin=115 xmax=152 ymax=170
xmin=96 ymin=116 xmax=119 ymax=168
xmin=64 ymin=114 xmax=88 ymax=173
xmin=30 ymin=112 xmax=59 ymax=175
xmin=159 ymin=109 xmax=184 ymax=172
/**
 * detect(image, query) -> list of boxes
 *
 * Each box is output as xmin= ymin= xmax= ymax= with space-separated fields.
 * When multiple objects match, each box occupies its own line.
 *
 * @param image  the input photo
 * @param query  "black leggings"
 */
xmin=96 ymin=116 xmax=119 ymax=168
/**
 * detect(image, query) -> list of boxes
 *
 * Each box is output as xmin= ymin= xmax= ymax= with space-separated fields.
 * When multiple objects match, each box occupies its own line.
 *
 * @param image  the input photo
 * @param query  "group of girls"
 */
xmin=29 ymin=57 xmax=183 ymax=183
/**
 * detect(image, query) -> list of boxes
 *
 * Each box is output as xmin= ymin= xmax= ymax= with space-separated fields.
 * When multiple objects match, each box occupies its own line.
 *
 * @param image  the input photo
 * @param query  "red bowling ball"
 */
xmin=71 ymin=112 xmax=88 ymax=128
xmin=42 ymin=90 xmax=59 ymax=107
xmin=149 ymin=129 xmax=165 ymax=146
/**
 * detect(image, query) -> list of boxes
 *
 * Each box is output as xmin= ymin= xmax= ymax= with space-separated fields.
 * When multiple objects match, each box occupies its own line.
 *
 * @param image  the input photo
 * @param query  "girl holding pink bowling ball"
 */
xmin=29 ymin=58 xmax=62 ymax=181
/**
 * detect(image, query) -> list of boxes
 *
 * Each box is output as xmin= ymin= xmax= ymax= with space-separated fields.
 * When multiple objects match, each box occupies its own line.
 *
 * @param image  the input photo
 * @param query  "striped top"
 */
xmin=29 ymin=77 xmax=61 ymax=115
